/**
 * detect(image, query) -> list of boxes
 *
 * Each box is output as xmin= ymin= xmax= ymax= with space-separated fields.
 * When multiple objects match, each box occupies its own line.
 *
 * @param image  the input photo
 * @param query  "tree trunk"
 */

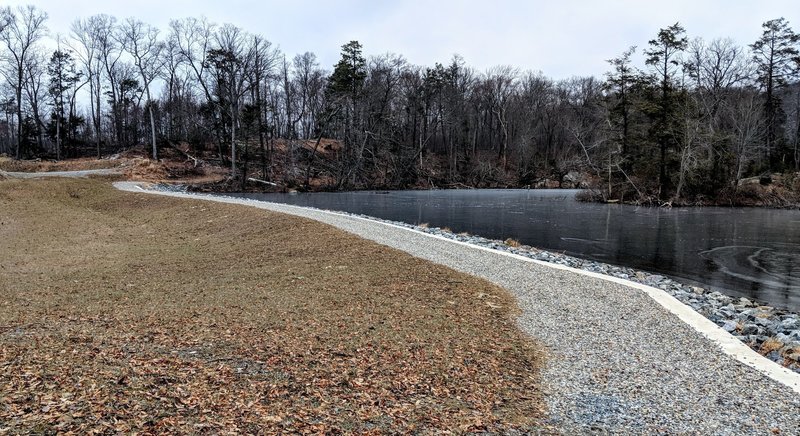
xmin=149 ymin=104 xmax=157 ymax=160
xmin=95 ymin=74 xmax=102 ymax=159
xmin=231 ymin=117 xmax=236 ymax=176
xmin=56 ymin=116 xmax=61 ymax=161
xmin=15 ymin=82 xmax=22 ymax=159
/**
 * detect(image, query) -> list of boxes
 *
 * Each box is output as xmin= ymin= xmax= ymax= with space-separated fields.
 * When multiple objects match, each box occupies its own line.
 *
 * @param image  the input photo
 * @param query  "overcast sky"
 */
xmin=6 ymin=0 xmax=800 ymax=79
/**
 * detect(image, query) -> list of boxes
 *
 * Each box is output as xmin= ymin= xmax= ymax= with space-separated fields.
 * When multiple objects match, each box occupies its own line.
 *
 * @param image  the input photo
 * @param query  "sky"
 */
xmin=6 ymin=0 xmax=800 ymax=79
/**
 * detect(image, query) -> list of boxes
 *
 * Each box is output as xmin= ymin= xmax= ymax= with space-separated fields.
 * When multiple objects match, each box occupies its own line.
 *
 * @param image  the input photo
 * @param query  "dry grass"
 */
xmin=123 ymin=157 xmax=229 ymax=184
xmin=505 ymin=238 xmax=522 ymax=248
xmin=0 ymin=156 xmax=125 ymax=172
xmin=760 ymin=338 xmax=784 ymax=355
xmin=0 ymin=178 xmax=548 ymax=433
xmin=0 ymin=155 xmax=228 ymax=185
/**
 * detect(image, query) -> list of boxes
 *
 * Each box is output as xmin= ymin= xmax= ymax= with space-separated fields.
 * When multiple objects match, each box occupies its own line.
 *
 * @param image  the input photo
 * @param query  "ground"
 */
xmin=0 ymin=178 xmax=548 ymax=433
xmin=0 ymin=149 xmax=229 ymax=185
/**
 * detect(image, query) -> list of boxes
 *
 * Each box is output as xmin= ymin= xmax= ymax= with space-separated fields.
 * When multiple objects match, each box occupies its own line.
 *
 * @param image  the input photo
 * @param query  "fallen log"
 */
xmin=247 ymin=177 xmax=277 ymax=186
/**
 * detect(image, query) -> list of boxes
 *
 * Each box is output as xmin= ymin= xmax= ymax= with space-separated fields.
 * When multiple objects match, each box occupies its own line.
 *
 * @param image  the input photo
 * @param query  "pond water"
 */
xmin=229 ymin=189 xmax=800 ymax=312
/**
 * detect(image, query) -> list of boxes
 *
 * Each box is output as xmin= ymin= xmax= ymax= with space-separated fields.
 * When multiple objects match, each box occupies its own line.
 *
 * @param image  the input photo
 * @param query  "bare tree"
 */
xmin=249 ymin=35 xmax=279 ymax=178
xmin=0 ymin=5 xmax=47 ymax=158
xmin=726 ymin=89 xmax=765 ymax=185
xmin=207 ymin=23 xmax=255 ymax=175
xmin=22 ymin=50 xmax=47 ymax=152
xmin=169 ymin=17 xmax=224 ymax=156
xmin=292 ymin=52 xmax=319 ymax=138
xmin=69 ymin=16 xmax=102 ymax=156
xmin=484 ymin=65 xmax=518 ymax=168
xmin=685 ymin=37 xmax=751 ymax=119
xmin=121 ymin=18 xmax=164 ymax=159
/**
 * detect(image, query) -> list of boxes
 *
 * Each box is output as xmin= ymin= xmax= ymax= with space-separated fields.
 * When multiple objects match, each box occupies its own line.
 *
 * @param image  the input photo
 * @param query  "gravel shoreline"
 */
xmin=131 ymin=183 xmax=800 ymax=434
xmin=182 ymin=183 xmax=800 ymax=373
xmin=376 ymin=220 xmax=800 ymax=374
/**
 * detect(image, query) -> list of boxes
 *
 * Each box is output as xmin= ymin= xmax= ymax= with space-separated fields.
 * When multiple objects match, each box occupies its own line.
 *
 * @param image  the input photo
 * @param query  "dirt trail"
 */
xmin=0 ymin=168 xmax=122 ymax=179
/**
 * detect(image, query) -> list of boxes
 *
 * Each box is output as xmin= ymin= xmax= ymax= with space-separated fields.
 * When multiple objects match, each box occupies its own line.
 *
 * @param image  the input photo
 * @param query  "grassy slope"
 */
xmin=0 ymin=178 xmax=548 ymax=433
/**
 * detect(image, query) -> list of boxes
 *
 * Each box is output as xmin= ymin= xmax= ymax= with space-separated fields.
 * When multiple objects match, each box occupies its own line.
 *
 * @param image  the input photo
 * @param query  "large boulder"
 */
xmin=561 ymin=171 xmax=582 ymax=188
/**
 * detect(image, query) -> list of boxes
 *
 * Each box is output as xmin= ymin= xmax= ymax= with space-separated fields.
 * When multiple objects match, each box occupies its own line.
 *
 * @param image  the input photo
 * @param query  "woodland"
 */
xmin=2 ymin=6 xmax=800 ymax=203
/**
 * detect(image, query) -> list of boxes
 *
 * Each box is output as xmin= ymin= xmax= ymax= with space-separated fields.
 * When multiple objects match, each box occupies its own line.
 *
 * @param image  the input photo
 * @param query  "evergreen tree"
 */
xmin=47 ymin=49 xmax=82 ymax=159
xmin=750 ymin=17 xmax=800 ymax=169
xmin=645 ymin=22 xmax=688 ymax=198
xmin=328 ymin=41 xmax=366 ymax=100
xmin=327 ymin=41 xmax=366 ymax=187
xmin=605 ymin=46 xmax=638 ymax=156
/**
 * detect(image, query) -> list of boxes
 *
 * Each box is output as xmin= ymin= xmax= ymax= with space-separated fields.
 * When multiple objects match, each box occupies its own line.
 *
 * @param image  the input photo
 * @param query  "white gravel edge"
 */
xmin=113 ymin=181 xmax=800 ymax=395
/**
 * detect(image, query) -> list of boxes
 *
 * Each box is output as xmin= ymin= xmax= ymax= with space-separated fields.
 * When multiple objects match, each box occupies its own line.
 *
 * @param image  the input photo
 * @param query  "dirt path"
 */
xmin=0 ymin=168 xmax=122 ymax=179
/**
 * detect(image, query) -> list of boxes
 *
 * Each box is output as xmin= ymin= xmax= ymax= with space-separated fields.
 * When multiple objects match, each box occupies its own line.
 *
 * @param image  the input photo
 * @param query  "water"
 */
xmin=229 ymin=189 xmax=800 ymax=311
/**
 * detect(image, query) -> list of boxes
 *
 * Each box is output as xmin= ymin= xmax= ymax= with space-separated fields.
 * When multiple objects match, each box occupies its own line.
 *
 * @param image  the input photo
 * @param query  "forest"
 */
xmin=1 ymin=5 xmax=800 ymax=204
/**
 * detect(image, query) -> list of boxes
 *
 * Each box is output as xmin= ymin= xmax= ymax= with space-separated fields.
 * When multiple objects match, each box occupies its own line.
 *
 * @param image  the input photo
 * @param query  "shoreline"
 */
xmin=120 ymin=181 xmax=800 ymax=433
xmin=159 ymin=183 xmax=800 ymax=374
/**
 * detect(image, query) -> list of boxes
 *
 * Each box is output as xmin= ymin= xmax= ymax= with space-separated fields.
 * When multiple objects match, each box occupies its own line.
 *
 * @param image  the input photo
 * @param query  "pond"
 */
xmin=229 ymin=189 xmax=800 ymax=312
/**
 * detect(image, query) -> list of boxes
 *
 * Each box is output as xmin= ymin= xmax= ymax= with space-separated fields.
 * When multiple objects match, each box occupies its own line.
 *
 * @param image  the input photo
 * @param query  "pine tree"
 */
xmin=605 ymin=46 xmax=638 ymax=156
xmin=750 ymin=17 xmax=800 ymax=169
xmin=47 ymin=49 xmax=82 ymax=159
xmin=645 ymin=23 xmax=688 ymax=198
xmin=327 ymin=41 xmax=366 ymax=187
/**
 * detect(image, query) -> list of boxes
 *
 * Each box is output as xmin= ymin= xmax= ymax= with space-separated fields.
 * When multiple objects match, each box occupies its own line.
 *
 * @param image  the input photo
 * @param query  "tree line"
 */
xmin=1 ymin=5 xmax=799 ymax=201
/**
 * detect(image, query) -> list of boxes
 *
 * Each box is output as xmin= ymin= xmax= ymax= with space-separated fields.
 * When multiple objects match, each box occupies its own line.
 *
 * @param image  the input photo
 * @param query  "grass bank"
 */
xmin=0 ymin=178 xmax=547 ymax=433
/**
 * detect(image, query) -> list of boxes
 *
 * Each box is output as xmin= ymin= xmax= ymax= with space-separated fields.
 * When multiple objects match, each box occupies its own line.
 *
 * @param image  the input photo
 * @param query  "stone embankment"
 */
xmin=358 ymin=214 xmax=800 ymax=373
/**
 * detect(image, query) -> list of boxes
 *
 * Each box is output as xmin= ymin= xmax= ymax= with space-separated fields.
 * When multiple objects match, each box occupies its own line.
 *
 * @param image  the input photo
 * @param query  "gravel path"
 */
xmin=116 ymin=183 xmax=800 ymax=435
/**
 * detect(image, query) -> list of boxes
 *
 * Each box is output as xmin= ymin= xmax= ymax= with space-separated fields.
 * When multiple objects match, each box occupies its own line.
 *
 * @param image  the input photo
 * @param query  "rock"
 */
xmin=738 ymin=297 xmax=753 ymax=307
xmin=535 ymin=178 xmax=563 ymax=189
xmin=545 ymin=179 xmax=561 ymax=189
xmin=753 ymin=335 xmax=770 ymax=345
xmin=754 ymin=316 xmax=775 ymax=328
xmin=780 ymin=317 xmax=800 ymax=331
xmin=766 ymin=350 xmax=782 ymax=362
xmin=562 ymin=170 xmax=582 ymax=185
xmin=721 ymin=320 xmax=738 ymax=333
xmin=737 ymin=176 xmax=761 ymax=186
xmin=644 ymin=275 xmax=665 ymax=286
xmin=740 ymin=324 xmax=762 ymax=336
xmin=737 ymin=309 xmax=757 ymax=322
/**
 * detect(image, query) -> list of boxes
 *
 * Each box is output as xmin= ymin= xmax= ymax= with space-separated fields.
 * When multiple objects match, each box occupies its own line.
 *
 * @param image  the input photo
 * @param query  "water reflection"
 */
xmin=228 ymin=189 xmax=800 ymax=311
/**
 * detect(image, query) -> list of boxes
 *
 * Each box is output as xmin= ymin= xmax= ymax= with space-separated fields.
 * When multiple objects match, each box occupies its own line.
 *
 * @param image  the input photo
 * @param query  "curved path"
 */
xmin=115 ymin=182 xmax=800 ymax=434
xmin=0 ymin=168 xmax=122 ymax=179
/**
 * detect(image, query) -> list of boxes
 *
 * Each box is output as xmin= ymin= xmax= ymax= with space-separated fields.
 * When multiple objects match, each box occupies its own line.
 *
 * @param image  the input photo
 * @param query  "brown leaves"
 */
xmin=0 ymin=179 xmax=552 ymax=433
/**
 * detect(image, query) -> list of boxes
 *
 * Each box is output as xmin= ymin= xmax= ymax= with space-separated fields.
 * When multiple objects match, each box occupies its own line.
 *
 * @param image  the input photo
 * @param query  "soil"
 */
xmin=0 ymin=178 xmax=549 ymax=433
